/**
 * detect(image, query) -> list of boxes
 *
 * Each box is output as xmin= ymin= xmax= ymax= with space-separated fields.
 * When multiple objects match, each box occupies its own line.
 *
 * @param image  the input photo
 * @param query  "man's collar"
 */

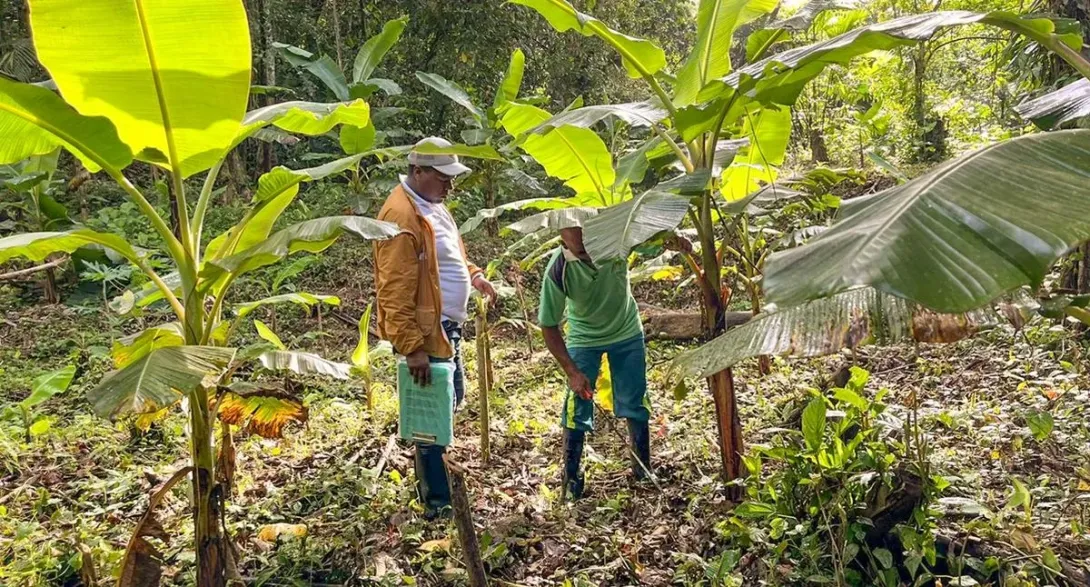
xmin=561 ymin=246 xmax=596 ymax=269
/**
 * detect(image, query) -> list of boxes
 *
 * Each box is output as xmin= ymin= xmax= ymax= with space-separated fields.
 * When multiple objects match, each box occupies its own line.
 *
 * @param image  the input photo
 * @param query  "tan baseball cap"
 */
xmin=407 ymin=137 xmax=471 ymax=176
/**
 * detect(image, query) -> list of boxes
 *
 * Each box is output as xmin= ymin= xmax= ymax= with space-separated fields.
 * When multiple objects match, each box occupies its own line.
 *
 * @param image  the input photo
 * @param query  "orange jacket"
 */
xmin=373 ymin=184 xmax=482 ymax=358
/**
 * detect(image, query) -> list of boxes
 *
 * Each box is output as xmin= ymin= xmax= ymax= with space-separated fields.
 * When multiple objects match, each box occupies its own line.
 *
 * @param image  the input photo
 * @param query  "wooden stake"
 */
xmin=446 ymin=457 xmax=488 ymax=587
xmin=475 ymin=308 xmax=491 ymax=464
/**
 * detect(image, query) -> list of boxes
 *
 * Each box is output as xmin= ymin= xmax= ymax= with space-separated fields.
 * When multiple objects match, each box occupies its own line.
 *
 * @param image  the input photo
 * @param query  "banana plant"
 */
xmin=275 ymin=16 xmax=408 ymax=103
xmin=0 ymin=150 xmax=70 ymax=302
xmin=505 ymin=0 xmax=1090 ymax=491
xmin=0 ymin=364 xmax=76 ymax=442
xmin=667 ymin=10 xmax=1090 ymax=407
xmin=0 ymin=1 xmax=407 ymax=583
xmin=417 ymin=48 xmax=552 ymax=236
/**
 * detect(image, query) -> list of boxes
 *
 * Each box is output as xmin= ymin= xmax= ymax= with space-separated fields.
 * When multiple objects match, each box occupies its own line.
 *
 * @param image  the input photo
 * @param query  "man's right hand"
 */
xmin=568 ymin=370 xmax=594 ymax=400
xmin=406 ymin=350 xmax=431 ymax=386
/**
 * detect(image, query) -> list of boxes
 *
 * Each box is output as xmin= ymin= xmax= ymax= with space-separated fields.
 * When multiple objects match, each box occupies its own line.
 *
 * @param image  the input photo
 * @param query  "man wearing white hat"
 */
xmin=374 ymin=137 xmax=495 ymax=519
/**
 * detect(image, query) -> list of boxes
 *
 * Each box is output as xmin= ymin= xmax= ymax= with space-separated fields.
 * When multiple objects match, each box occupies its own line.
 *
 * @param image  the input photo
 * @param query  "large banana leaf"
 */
xmin=670 ymin=287 xmax=1035 ymax=380
xmin=583 ymin=191 xmax=692 ymax=261
xmin=0 ymin=77 xmax=132 ymax=171
xmin=528 ymin=101 xmax=670 ymax=134
xmin=493 ymin=49 xmax=526 ymax=111
xmin=274 ymin=43 xmax=350 ymax=101
xmin=509 ymin=0 xmax=666 ymax=79
xmin=411 ymin=142 xmax=504 ymax=160
xmin=203 ymin=215 xmax=400 ymax=282
xmin=416 ymin=72 xmax=486 ymax=127
xmin=0 ymin=229 xmax=143 ymax=265
xmin=506 ymin=207 xmax=600 ymax=234
xmin=500 ymin=105 xmax=620 ymax=205
xmin=205 ymin=154 xmax=372 ymax=260
xmin=31 ymin=0 xmax=251 ymax=178
xmin=459 ymin=197 xmax=572 ymax=234
xmin=721 ymin=105 xmax=792 ymax=201
xmin=1014 ymin=79 xmax=1090 ymax=130
xmin=674 ymin=0 xmax=779 ymax=106
xmin=353 ymin=16 xmax=408 ymax=84
xmin=234 ymin=100 xmax=371 ymax=149
xmin=707 ymin=11 xmax=1078 ymax=107
xmin=763 ymin=130 xmax=1090 ymax=313
xmin=614 ymin=137 xmax=665 ymax=189
xmin=257 ymin=350 xmax=352 ymax=380
xmin=89 ymin=345 xmax=236 ymax=418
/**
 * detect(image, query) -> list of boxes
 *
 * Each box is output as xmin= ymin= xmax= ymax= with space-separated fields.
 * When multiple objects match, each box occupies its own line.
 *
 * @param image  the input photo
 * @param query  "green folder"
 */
xmin=397 ymin=360 xmax=455 ymax=446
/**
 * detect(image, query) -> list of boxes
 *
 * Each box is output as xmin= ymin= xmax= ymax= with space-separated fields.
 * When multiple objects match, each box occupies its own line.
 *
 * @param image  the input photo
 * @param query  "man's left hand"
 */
xmin=473 ymin=274 xmax=497 ymax=304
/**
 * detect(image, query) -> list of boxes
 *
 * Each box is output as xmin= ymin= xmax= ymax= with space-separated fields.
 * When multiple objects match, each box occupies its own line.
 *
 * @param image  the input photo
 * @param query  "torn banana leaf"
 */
xmin=670 ymin=287 xmax=1037 ymax=380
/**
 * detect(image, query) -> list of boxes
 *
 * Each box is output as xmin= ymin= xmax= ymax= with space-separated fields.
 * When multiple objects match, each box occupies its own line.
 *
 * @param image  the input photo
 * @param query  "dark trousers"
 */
xmin=415 ymin=320 xmax=463 ymax=514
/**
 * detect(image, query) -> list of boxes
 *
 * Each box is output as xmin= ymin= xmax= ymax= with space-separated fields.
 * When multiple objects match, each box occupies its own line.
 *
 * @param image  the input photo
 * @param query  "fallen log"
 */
xmin=0 ymin=256 xmax=68 ymax=282
xmin=639 ymin=304 xmax=752 ymax=341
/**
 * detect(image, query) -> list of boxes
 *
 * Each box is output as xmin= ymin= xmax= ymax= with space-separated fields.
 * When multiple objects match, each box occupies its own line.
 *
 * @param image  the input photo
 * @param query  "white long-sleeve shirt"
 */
xmin=403 ymin=181 xmax=472 ymax=324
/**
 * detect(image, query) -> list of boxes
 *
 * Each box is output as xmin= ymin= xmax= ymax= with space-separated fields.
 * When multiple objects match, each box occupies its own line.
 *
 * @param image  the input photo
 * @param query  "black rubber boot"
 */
xmin=561 ymin=428 xmax=586 ymax=501
xmin=627 ymin=419 xmax=651 ymax=480
xmin=414 ymin=443 xmax=452 ymax=520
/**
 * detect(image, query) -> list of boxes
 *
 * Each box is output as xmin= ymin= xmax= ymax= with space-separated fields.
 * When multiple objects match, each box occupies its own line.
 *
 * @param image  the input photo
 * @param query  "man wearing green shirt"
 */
xmin=539 ymin=227 xmax=651 ymax=499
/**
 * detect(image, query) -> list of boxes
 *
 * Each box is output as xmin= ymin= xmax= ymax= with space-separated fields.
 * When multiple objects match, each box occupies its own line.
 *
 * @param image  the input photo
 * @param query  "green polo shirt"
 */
xmin=538 ymin=248 xmax=643 ymax=349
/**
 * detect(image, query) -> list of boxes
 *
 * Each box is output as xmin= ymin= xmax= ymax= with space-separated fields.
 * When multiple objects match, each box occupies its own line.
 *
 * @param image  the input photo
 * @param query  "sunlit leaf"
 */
xmin=32 ymin=0 xmax=251 ymax=177
xmin=674 ymin=0 xmax=779 ymax=106
xmin=0 ymin=229 xmax=143 ymax=266
xmin=509 ymin=0 xmax=667 ymax=79
xmin=493 ymin=48 xmax=526 ymax=110
xmin=708 ymin=11 xmax=1078 ymax=107
xmin=0 ymin=77 xmax=132 ymax=171
xmin=234 ymin=100 xmax=371 ymax=149
xmin=253 ymin=320 xmax=286 ymax=350
xmin=235 ymin=293 xmax=340 ymax=320
xmin=801 ymin=396 xmax=826 ymax=451
xmin=203 ymin=216 xmax=400 ymax=284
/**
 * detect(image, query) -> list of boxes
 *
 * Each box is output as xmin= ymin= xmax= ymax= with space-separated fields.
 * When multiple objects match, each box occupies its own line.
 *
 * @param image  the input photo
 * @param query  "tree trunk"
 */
xmin=224 ymin=150 xmax=248 ymax=204
xmin=1079 ymin=242 xmax=1090 ymax=294
xmin=709 ymin=369 xmax=744 ymax=499
xmin=259 ymin=0 xmax=276 ymax=174
xmin=697 ymin=190 xmax=745 ymax=497
xmin=42 ymin=264 xmax=58 ymax=304
xmin=809 ymin=128 xmax=829 ymax=163
xmin=448 ymin=460 xmax=489 ymax=587
xmin=329 ymin=0 xmax=343 ymax=71
xmin=192 ymin=385 xmax=228 ymax=587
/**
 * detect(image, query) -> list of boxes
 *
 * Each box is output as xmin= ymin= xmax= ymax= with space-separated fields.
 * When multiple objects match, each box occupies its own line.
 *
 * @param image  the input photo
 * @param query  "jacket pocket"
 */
xmin=415 ymin=306 xmax=436 ymax=335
